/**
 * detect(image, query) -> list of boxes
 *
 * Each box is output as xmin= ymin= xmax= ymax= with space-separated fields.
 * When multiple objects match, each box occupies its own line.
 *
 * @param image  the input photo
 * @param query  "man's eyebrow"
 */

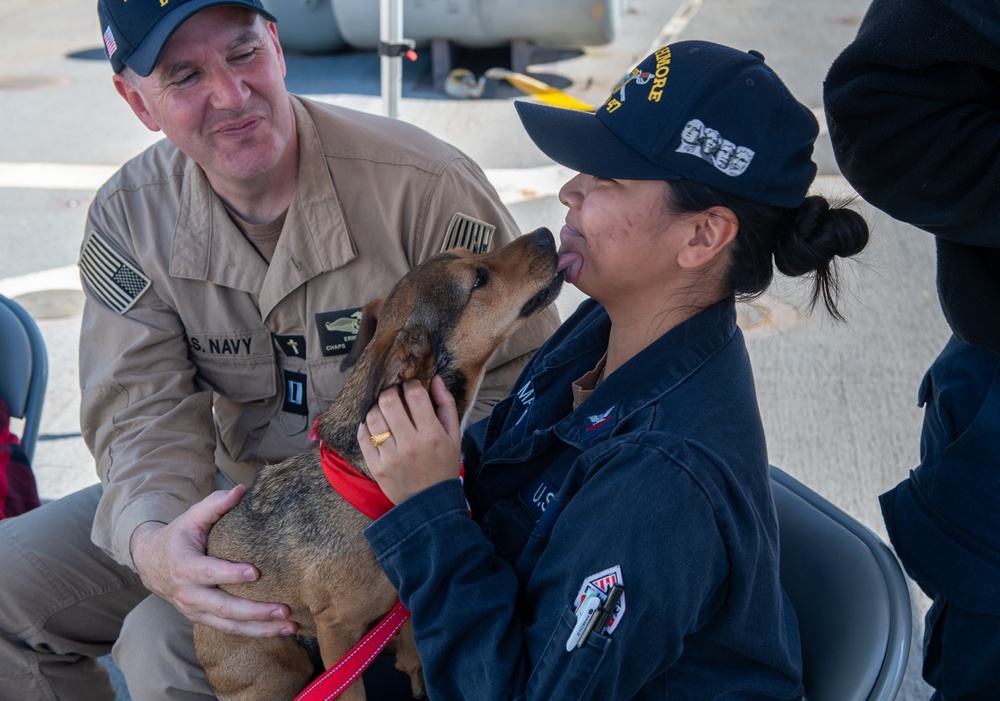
xmin=158 ymin=59 xmax=194 ymax=82
xmin=156 ymin=27 xmax=266 ymax=82
xmin=229 ymin=27 xmax=267 ymax=51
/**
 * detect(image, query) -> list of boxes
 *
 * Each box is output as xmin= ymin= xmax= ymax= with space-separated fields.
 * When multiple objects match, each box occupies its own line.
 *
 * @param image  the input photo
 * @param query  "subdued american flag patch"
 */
xmin=80 ymin=232 xmax=150 ymax=314
xmin=440 ymin=213 xmax=495 ymax=254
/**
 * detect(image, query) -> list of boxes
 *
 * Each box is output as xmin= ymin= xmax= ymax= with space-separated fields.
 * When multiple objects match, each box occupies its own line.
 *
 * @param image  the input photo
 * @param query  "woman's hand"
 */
xmin=359 ymin=376 xmax=463 ymax=506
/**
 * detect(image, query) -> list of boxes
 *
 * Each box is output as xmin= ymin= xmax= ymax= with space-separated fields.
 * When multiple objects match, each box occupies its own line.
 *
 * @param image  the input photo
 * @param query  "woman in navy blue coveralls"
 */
xmin=359 ymin=42 xmax=871 ymax=700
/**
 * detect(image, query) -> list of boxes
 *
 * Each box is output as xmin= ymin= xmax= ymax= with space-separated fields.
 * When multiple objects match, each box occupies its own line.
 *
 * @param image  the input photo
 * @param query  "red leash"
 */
xmin=294 ymin=426 xmax=411 ymax=700
xmin=293 ymin=600 xmax=411 ymax=701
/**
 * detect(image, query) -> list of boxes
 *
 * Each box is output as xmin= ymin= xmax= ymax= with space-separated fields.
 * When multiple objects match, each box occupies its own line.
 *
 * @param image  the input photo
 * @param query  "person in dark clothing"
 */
xmin=352 ymin=41 xmax=871 ymax=700
xmin=825 ymin=1 xmax=1000 ymax=698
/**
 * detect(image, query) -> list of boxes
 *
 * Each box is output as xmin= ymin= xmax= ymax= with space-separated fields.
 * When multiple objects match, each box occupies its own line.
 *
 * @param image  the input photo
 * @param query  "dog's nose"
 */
xmin=531 ymin=227 xmax=555 ymax=250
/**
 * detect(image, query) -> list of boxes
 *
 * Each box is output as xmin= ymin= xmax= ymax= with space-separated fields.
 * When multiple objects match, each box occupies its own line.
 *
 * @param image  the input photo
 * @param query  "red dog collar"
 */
xmin=318 ymin=442 xmax=396 ymax=520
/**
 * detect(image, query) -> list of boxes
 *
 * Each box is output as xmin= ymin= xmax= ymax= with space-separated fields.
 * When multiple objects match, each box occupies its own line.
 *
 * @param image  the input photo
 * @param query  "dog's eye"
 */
xmin=473 ymin=267 xmax=489 ymax=290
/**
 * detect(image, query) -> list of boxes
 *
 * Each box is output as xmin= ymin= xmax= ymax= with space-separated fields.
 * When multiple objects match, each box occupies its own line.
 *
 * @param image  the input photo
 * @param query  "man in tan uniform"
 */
xmin=0 ymin=1 xmax=558 ymax=699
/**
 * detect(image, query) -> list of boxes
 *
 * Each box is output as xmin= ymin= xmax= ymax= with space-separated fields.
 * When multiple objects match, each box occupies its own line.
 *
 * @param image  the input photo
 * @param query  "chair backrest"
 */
xmin=770 ymin=465 xmax=911 ymax=701
xmin=0 ymin=294 xmax=49 ymax=463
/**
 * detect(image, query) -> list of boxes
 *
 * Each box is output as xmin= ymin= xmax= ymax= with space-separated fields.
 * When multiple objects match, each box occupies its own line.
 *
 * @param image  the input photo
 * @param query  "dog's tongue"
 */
xmin=557 ymin=252 xmax=583 ymax=285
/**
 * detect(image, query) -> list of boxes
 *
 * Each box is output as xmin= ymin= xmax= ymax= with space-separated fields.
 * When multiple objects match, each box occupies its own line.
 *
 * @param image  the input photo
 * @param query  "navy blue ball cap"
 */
xmin=515 ymin=41 xmax=819 ymax=208
xmin=97 ymin=0 xmax=277 ymax=77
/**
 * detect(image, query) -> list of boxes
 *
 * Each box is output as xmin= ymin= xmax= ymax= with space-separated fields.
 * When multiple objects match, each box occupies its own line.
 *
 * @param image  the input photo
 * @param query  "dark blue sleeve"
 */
xmin=365 ymin=479 xmax=532 ymax=698
xmin=364 ymin=444 xmax=730 ymax=700
xmin=823 ymin=0 xmax=1000 ymax=245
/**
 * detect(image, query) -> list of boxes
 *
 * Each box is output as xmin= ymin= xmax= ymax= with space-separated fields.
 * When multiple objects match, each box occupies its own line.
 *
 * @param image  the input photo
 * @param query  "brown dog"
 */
xmin=193 ymin=228 xmax=563 ymax=700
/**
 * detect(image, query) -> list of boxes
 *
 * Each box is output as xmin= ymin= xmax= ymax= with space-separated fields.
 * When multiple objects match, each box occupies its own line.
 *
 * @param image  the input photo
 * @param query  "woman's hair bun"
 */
xmin=774 ymin=196 xmax=869 ymax=277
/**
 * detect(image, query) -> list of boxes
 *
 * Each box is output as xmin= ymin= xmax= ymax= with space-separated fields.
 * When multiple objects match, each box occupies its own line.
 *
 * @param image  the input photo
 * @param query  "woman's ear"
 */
xmin=677 ymin=207 xmax=738 ymax=269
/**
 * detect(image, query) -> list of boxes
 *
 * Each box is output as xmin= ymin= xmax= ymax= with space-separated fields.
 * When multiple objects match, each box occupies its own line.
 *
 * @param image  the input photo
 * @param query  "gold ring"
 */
xmin=370 ymin=431 xmax=392 ymax=448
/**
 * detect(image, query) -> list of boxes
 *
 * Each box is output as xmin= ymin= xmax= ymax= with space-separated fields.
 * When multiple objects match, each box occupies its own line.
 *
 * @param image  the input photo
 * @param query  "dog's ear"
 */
xmin=341 ymin=295 xmax=385 ymax=371
xmin=366 ymin=323 xmax=437 ymax=404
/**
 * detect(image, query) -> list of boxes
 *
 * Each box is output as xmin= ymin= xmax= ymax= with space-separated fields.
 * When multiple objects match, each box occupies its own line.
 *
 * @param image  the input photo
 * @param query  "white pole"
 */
xmin=380 ymin=0 xmax=403 ymax=119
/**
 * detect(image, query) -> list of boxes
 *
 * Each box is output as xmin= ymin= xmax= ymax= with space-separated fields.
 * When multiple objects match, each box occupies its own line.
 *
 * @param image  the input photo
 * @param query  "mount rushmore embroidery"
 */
xmin=676 ymin=119 xmax=754 ymax=177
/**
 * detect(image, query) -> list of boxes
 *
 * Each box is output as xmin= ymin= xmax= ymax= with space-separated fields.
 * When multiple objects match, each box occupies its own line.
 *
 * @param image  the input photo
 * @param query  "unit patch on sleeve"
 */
xmin=441 ymin=213 xmax=495 ymax=254
xmin=566 ymin=565 xmax=626 ymax=650
xmin=79 ymin=232 xmax=151 ymax=314
xmin=573 ymin=565 xmax=626 ymax=634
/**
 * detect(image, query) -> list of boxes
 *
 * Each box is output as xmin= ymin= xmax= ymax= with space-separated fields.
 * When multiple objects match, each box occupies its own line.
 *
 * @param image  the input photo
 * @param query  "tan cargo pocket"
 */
xmin=189 ymin=329 xmax=276 ymax=402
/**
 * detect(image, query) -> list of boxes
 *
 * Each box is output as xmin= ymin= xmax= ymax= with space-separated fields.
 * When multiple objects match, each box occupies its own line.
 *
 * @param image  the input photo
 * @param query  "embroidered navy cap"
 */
xmin=515 ymin=41 xmax=819 ymax=208
xmin=97 ymin=0 xmax=277 ymax=77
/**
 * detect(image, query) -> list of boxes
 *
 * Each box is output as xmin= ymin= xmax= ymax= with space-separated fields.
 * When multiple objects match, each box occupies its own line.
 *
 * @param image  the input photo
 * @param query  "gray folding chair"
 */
xmin=771 ymin=465 xmax=911 ymax=701
xmin=0 ymin=293 xmax=49 ymax=464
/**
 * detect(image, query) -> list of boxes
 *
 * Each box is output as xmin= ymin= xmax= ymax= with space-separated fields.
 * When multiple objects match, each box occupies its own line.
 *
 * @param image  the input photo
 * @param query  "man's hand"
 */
xmin=129 ymin=486 xmax=298 ymax=637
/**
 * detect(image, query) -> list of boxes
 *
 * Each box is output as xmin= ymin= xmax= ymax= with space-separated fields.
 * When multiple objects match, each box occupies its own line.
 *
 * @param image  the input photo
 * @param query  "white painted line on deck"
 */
xmin=0 ymin=163 xmax=118 ymax=190
xmin=0 ymin=162 xmax=851 ymax=202
xmin=646 ymin=0 xmax=704 ymax=56
xmin=0 ymin=160 xmax=856 ymax=296
xmin=0 ymin=265 xmax=81 ymax=297
xmin=484 ymin=164 xmax=576 ymax=204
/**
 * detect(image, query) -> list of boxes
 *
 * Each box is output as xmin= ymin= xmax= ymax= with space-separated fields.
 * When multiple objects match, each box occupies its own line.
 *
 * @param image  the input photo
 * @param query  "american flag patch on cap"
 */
xmin=441 ymin=213 xmax=495 ymax=254
xmin=80 ymin=232 xmax=150 ymax=314
xmin=103 ymin=26 xmax=118 ymax=58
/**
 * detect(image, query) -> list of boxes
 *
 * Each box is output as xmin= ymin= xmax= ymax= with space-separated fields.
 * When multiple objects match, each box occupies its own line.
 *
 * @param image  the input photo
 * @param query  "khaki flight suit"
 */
xmin=0 ymin=96 xmax=559 ymax=700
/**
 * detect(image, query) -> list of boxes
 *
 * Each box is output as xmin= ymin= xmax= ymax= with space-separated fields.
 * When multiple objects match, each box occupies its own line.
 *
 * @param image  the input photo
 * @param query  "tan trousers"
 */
xmin=0 ymin=484 xmax=217 ymax=700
